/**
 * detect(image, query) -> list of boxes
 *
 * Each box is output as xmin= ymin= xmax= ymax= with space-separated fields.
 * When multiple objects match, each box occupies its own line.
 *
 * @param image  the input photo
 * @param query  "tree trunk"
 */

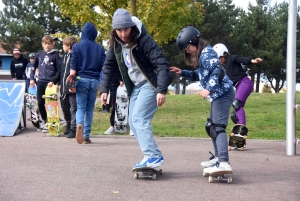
xmin=255 ymin=71 xmax=261 ymax=93
xmin=131 ymin=0 xmax=137 ymax=16
xmin=175 ymin=74 xmax=180 ymax=94
xmin=182 ymin=77 xmax=186 ymax=95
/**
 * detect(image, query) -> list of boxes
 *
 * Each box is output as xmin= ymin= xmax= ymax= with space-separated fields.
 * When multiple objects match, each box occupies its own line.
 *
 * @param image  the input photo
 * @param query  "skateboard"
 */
xmin=132 ymin=167 xmax=162 ymax=180
xmin=43 ymin=85 xmax=60 ymax=136
xmin=207 ymin=171 xmax=232 ymax=184
xmin=114 ymin=85 xmax=129 ymax=133
xmin=25 ymin=84 xmax=41 ymax=128
xmin=228 ymin=124 xmax=248 ymax=151
xmin=65 ymin=75 xmax=80 ymax=93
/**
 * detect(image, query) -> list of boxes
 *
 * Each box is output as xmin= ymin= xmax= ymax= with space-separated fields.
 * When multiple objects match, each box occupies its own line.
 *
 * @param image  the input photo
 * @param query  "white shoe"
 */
xmin=37 ymin=121 xmax=44 ymax=132
xmin=42 ymin=124 xmax=49 ymax=133
xmin=129 ymin=130 xmax=134 ymax=136
xmin=201 ymin=157 xmax=218 ymax=167
xmin=204 ymin=162 xmax=232 ymax=174
xmin=201 ymin=151 xmax=218 ymax=167
xmin=104 ymin=126 xmax=115 ymax=135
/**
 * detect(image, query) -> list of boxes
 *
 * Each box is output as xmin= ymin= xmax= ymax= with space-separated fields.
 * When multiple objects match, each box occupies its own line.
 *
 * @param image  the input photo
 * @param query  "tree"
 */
xmin=0 ymin=0 xmax=80 ymax=54
xmin=196 ymin=0 xmax=243 ymax=51
xmin=51 ymin=0 xmax=205 ymax=45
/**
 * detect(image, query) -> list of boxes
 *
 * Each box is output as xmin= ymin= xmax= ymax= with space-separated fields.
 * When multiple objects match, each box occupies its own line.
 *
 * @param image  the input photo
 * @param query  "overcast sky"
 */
xmin=0 ymin=0 xmax=297 ymax=12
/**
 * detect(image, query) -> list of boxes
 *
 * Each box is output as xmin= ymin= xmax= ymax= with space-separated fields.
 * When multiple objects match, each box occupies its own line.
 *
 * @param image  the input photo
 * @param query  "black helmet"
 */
xmin=176 ymin=26 xmax=201 ymax=50
xmin=29 ymin=53 xmax=35 ymax=59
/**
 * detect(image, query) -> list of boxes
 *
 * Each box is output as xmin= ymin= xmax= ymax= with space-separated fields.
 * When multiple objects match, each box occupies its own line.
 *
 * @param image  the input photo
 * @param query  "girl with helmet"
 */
xmin=170 ymin=26 xmax=235 ymax=174
xmin=212 ymin=43 xmax=262 ymax=147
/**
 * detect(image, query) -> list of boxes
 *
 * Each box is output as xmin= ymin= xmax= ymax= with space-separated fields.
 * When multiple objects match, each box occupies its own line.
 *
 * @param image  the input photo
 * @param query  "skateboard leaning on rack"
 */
xmin=25 ymin=84 xmax=41 ymax=129
xmin=114 ymin=85 xmax=129 ymax=133
xmin=132 ymin=167 xmax=162 ymax=180
xmin=43 ymin=85 xmax=60 ymax=136
xmin=228 ymin=124 xmax=248 ymax=151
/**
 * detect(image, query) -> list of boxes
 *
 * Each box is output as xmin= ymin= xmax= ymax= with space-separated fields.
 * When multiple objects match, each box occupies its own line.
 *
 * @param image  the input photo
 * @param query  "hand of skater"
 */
xmin=101 ymin=93 xmax=108 ymax=106
xmin=48 ymin=82 xmax=53 ymax=87
xmin=251 ymin=58 xmax=262 ymax=64
xmin=170 ymin=66 xmax=182 ymax=75
xmin=157 ymin=93 xmax=166 ymax=107
xmin=199 ymin=89 xmax=210 ymax=99
xmin=29 ymin=80 xmax=35 ymax=88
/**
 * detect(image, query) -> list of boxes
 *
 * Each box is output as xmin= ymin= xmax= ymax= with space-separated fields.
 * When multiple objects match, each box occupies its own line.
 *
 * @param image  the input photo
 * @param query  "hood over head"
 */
xmin=81 ymin=22 xmax=97 ymax=41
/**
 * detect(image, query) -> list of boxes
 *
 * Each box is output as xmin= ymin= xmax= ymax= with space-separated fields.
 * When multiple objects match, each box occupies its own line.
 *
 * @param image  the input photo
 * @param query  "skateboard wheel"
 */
xmin=208 ymin=176 xmax=214 ymax=183
xmin=134 ymin=173 xmax=139 ymax=179
xmin=239 ymin=147 xmax=244 ymax=151
xmin=42 ymin=95 xmax=45 ymax=98
xmin=227 ymin=177 xmax=232 ymax=184
xmin=152 ymin=174 xmax=156 ymax=180
xmin=228 ymin=146 xmax=231 ymax=151
xmin=203 ymin=171 xmax=209 ymax=177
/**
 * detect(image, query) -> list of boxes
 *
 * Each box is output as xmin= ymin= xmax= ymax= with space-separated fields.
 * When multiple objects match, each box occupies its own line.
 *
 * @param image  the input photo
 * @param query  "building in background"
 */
xmin=0 ymin=45 xmax=13 ymax=79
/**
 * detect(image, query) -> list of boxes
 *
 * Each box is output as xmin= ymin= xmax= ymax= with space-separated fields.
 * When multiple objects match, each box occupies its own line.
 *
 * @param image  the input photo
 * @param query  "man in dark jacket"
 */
xmin=10 ymin=48 xmax=28 ymax=80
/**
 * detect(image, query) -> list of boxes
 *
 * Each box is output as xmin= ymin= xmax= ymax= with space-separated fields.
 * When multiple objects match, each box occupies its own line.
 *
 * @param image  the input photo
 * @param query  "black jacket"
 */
xmin=10 ymin=54 xmax=28 ymax=79
xmin=224 ymin=55 xmax=252 ymax=86
xmin=52 ymin=53 xmax=73 ymax=94
xmin=101 ymin=22 xmax=173 ymax=97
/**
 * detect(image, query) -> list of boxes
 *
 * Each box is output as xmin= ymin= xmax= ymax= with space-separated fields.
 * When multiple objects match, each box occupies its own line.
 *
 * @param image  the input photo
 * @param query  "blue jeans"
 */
xmin=210 ymin=87 xmax=235 ymax=163
xmin=76 ymin=78 xmax=99 ymax=138
xmin=129 ymin=82 xmax=162 ymax=158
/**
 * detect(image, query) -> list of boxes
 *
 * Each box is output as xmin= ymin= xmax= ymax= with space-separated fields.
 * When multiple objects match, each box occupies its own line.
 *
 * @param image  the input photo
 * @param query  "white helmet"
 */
xmin=212 ymin=43 xmax=228 ymax=58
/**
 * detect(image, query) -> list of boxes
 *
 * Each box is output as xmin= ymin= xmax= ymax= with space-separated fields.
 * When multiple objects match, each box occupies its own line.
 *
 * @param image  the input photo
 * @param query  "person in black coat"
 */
xmin=10 ymin=48 xmax=28 ymax=81
xmin=52 ymin=36 xmax=78 ymax=138
xmin=100 ymin=8 xmax=173 ymax=169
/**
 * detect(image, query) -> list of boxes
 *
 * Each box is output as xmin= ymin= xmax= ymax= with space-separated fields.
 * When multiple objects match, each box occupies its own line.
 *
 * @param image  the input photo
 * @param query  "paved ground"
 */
xmin=1 ymin=110 xmax=300 ymax=201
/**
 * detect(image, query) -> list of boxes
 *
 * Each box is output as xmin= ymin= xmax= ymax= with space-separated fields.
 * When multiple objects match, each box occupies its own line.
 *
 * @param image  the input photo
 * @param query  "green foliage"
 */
xmin=0 ymin=0 xmax=80 ymax=55
xmin=92 ymin=93 xmax=300 ymax=140
xmin=262 ymin=84 xmax=272 ymax=93
xmin=51 ymin=0 xmax=205 ymax=44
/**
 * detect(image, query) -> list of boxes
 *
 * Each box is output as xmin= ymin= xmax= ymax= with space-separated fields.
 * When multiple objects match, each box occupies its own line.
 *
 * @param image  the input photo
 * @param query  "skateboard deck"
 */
xmin=207 ymin=170 xmax=232 ymax=183
xmin=43 ymin=86 xmax=60 ymax=136
xmin=25 ymin=84 xmax=41 ymax=128
xmin=114 ymin=85 xmax=129 ymax=133
xmin=228 ymin=124 xmax=248 ymax=151
xmin=132 ymin=167 xmax=162 ymax=180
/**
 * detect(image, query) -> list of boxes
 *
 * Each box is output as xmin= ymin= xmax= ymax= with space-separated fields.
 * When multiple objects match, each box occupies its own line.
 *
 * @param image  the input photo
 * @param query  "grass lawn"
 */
xmin=92 ymin=93 xmax=300 ymax=140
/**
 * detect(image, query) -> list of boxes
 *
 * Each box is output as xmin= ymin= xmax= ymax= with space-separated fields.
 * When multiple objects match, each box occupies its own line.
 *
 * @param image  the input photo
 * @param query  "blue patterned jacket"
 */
xmin=181 ymin=45 xmax=233 ymax=101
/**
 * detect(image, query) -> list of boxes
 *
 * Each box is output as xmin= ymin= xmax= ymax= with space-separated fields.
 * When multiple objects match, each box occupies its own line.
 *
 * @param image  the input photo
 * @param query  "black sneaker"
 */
xmin=67 ymin=129 xmax=76 ymax=138
xmin=83 ymin=138 xmax=91 ymax=144
xmin=64 ymin=128 xmax=70 ymax=135
xmin=67 ymin=133 xmax=75 ymax=138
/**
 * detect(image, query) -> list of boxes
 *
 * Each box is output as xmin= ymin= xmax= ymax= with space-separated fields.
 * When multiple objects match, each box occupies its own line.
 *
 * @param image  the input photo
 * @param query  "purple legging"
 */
xmin=234 ymin=76 xmax=253 ymax=125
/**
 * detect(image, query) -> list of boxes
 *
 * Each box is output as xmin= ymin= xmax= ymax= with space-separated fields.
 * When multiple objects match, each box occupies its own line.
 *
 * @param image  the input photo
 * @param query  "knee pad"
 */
xmin=232 ymin=99 xmax=242 ymax=111
xmin=205 ymin=118 xmax=226 ymax=140
xmin=205 ymin=118 xmax=212 ymax=135
xmin=231 ymin=111 xmax=239 ymax=124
